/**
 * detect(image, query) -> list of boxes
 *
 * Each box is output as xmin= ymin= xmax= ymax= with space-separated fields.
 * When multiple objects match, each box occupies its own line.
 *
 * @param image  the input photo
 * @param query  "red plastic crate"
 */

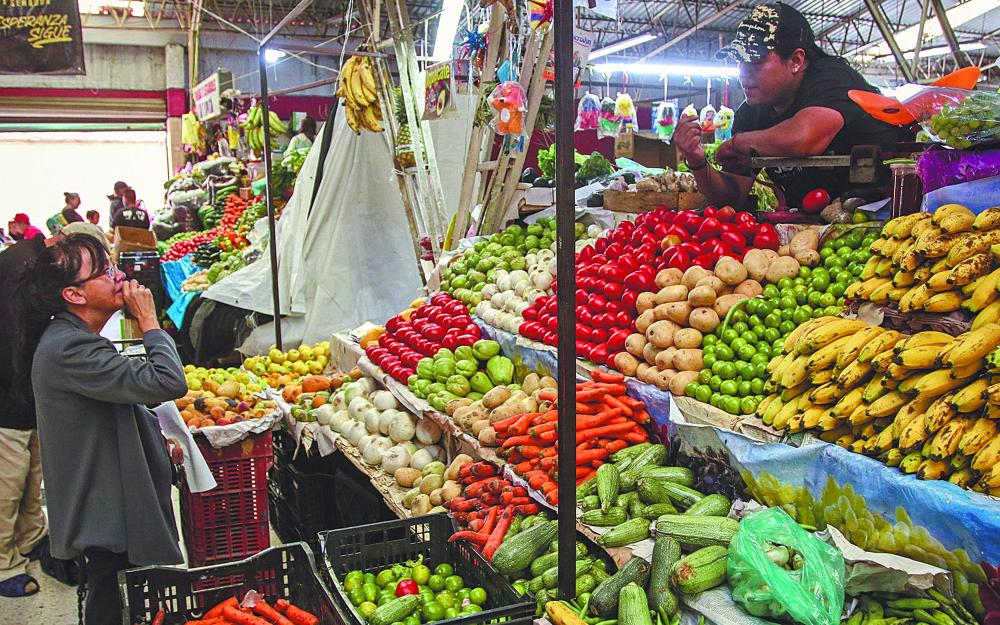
xmin=181 ymin=515 xmax=270 ymax=567
xmin=195 ymin=431 xmax=273 ymax=493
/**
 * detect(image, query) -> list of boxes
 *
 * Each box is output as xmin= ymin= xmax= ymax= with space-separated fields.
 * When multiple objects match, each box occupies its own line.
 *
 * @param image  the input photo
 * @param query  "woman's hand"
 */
xmin=673 ymin=113 xmax=706 ymax=168
xmin=123 ymin=280 xmax=159 ymax=332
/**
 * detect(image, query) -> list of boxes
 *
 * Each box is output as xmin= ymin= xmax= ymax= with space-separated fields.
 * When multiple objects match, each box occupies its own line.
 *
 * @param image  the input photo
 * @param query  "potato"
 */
xmin=430 ymin=488 xmax=444 ymax=506
xmin=695 ymin=275 xmax=726 ymax=295
xmin=713 ymin=294 xmax=750 ymax=318
xmin=742 ymin=249 xmax=770 ymax=282
xmin=478 ymin=426 xmax=497 ymax=446
xmin=687 ymin=285 xmax=717 ymax=307
xmin=641 ymin=365 xmax=661 ymax=385
xmin=655 ymin=285 xmax=688 ymax=305
xmin=614 ymin=352 xmax=641 ymax=376
xmin=655 ymin=369 xmax=678 ymax=391
xmin=446 ymin=398 xmax=473 ymax=416
xmin=646 ymin=320 xmax=680 ymax=348
xmin=720 ymin=285 xmax=735 ymax=296
xmin=715 ymin=257 xmax=748 ymax=285
xmin=734 ymin=279 xmax=763 ymax=298
xmin=655 ymin=268 xmax=683 ymax=288
xmin=446 ymin=454 xmax=473 ymax=481
xmin=794 ymin=249 xmax=821 ymax=267
xmin=681 ymin=266 xmax=713 ymax=291
xmin=411 ymin=494 xmax=432 ymax=516
xmin=471 ymin=419 xmax=491 ymax=436
xmin=625 ymin=333 xmax=648 ymax=358
xmin=762 ymin=249 xmax=780 ymax=263
xmin=395 ymin=467 xmax=421 ymax=487
xmin=778 ymin=245 xmax=791 ymax=257
xmin=790 ymin=229 xmax=820 ymax=256
xmin=441 ymin=480 xmax=463 ymax=501
xmin=642 ymin=341 xmax=663 ymax=365
xmin=764 ymin=256 xmax=800 ymax=283
xmin=636 ymin=362 xmax=652 ymax=380
xmin=669 ymin=370 xmax=700 ymax=395
xmin=488 ymin=405 xmax=516 ymax=424
xmin=636 ymin=292 xmax=657 ymax=314
xmin=657 ymin=301 xmax=692 ymax=325
xmin=540 ymin=376 xmax=557 ymax=389
xmin=420 ymin=474 xmax=443 ymax=495
xmin=636 ymin=309 xmax=656 ymax=334
xmin=673 ymin=348 xmax=704 ymax=372
xmin=654 ymin=346 xmax=678 ymax=370
xmin=674 ymin=328 xmax=703 ymax=349
xmin=521 ymin=373 xmax=540 ymax=396
xmin=483 ymin=386 xmax=511 ymax=409
xmin=519 ymin=397 xmax=538 ymax=414
xmin=689 ymin=307 xmax=720 ymax=333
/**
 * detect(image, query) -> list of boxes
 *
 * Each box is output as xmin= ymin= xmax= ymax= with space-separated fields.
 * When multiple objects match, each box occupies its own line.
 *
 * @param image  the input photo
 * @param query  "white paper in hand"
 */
xmin=153 ymin=401 xmax=218 ymax=493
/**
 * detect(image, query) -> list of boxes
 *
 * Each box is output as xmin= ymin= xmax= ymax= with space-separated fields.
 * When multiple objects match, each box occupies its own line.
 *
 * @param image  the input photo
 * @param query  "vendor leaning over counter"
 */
xmin=674 ymin=2 xmax=901 ymax=209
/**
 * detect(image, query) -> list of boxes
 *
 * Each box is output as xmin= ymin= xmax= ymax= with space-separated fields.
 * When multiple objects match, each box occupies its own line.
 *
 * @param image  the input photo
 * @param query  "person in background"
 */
xmin=86 ymin=211 xmax=100 ymax=226
xmin=107 ymin=182 xmax=128 ymax=226
xmin=8 ymin=215 xmax=44 ymax=242
xmin=46 ymin=193 xmax=85 ymax=235
xmin=286 ymin=116 xmax=316 ymax=153
xmin=11 ymin=233 xmax=186 ymax=624
xmin=110 ymin=189 xmax=149 ymax=230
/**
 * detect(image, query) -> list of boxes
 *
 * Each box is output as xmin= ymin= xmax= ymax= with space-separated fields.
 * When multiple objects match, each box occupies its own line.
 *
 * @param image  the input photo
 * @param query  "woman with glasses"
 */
xmin=9 ymin=233 xmax=187 ymax=624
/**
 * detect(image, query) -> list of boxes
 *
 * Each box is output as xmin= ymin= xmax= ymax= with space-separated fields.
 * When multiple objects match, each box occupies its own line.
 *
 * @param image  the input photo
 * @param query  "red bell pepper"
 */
xmin=696 ymin=217 xmax=722 ymax=243
xmin=717 ymin=206 xmax=736 ymax=222
xmin=396 ymin=580 xmax=419 ymax=596
xmin=703 ymin=206 xmax=718 ymax=220
xmin=691 ymin=252 xmax=715 ymax=269
xmin=620 ymin=289 xmax=638 ymax=313
xmin=753 ymin=223 xmax=780 ymax=251
xmin=721 ymin=230 xmax=747 ymax=252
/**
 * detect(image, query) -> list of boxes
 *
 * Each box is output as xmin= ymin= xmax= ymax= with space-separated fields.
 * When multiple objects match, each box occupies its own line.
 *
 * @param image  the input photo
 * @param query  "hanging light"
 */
xmin=588 ymin=33 xmax=658 ymax=60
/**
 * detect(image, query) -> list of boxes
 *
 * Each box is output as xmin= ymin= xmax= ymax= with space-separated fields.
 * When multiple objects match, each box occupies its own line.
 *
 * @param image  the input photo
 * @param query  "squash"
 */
xmin=360 ymin=327 xmax=385 ymax=348
xmin=301 ymin=375 xmax=331 ymax=393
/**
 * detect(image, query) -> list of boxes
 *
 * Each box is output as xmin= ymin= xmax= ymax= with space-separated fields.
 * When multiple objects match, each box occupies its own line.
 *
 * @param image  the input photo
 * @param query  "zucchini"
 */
xmin=653 ymin=514 xmax=739 ymax=549
xmin=621 ymin=465 xmax=693 ymax=492
xmin=638 ymin=479 xmax=705 ymax=509
xmin=491 ymin=519 xmax=558 ymax=574
xmin=591 ymin=567 xmax=611 ymax=585
xmin=576 ymin=573 xmax=597 ymax=596
xmin=581 ymin=507 xmax=627 ymax=526
xmin=618 ymin=583 xmax=653 ymax=625
xmin=502 ymin=514 xmax=524 ymax=542
xmin=614 ymin=490 xmax=638 ymax=510
xmin=596 ymin=518 xmax=650 ymax=547
xmin=611 ymin=441 xmax=651 ymax=464
xmin=530 ymin=543 xmax=589 ymax=576
xmin=590 ymin=556 xmax=651 ymax=618
xmin=641 ymin=502 xmax=679 ymax=519
xmin=541 ymin=559 xmax=592 ymax=589
xmin=670 ymin=545 xmax=728 ymax=594
xmin=581 ymin=495 xmax=601 ymax=512
xmin=528 ymin=575 xmax=547 ymax=593
xmin=649 ymin=534 xmax=681 ymax=617
xmin=629 ymin=495 xmax=646 ymax=519
xmin=627 ymin=444 xmax=667 ymax=473
xmin=596 ymin=464 xmax=621 ymax=513
xmin=576 ymin=476 xmax=598 ymax=500
xmin=369 ymin=594 xmax=420 ymax=625
xmin=683 ymin=493 xmax=731 ymax=517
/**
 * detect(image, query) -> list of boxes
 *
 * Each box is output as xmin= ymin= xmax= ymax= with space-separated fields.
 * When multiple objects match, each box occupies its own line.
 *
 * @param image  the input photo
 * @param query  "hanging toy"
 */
xmin=653 ymin=101 xmax=677 ymax=142
xmin=699 ymin=103 xmax=717 ymax=133
xmin=458 ymin=27 xmax=488 ymax=72
xmin=615 ymin=92 xmax=637 ymax=131
xmin=681 ymin=103 xmax=699 ymax=123
xmin=529 ymin=0 xmax=554 ymax=32
xmin=575 ymin=93 xmax=601 ymax=131
xmin=597 ymin=96 xmax=620 ymax=139
xmin=715 ymin=106 xmax=734 ymax=142
xmin=489 ymin=81 xmax=527 ymax=136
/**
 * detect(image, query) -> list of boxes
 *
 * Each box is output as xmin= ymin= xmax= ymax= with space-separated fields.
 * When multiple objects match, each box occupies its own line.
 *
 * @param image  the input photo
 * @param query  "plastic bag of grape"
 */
xmin=728 ymin=506 xmax=845 ymax=625
xmin=898 ymin=85 xmax=1000 ymax=149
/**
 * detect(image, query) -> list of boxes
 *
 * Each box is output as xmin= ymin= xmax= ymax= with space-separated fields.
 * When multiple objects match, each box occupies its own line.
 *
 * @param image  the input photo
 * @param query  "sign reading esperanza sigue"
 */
xmin=0 ymin=0 xmax=85 ymax=74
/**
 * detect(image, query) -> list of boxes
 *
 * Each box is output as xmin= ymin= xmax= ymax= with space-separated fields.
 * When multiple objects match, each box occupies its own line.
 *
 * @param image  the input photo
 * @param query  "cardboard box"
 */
xmin=613 ymin=131 xmax=679 ymax=170
xmin=603 ymin=191 xmax=711 ymax=214
xmin=113 ymin=226 xmax=157 ymax=261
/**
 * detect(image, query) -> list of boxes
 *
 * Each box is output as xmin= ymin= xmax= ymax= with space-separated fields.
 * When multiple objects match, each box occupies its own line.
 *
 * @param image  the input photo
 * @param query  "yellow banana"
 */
xmin=819 ymin=422 xmax=851 ymax=441
xmin=900 ymin=450 xmax=924 ymax=473
xmin=977 ymin=461 xmax=1000 ymax=488
xmin=897 ymin=371 xmax=926 ymax=394
xmin=932 ymin=203 xmax=969 ymax=223
xmin=973 ymin=300 xmax=1000 ymax=331
xmin=833 ymin=434 xmax=855 ymax=449
xmin=781 ymin=382 xmax=811 ymax=403
xmin=949 ymin=252 xmax=1000 ymax=286
xmin=947 ymin=230 xmax=1000 ymax=267
xmin=899 ymin=412 xmax=929 ymax=453
xmin=781 ymin=321 xmax=813 ymax=355
xmin=883 ymin=448 xmax=905 ymax=467
xmin=950 ymin=359 xmax=984 ymax=381
xmin=838 ymin=359 xmax=874 ymax=390
xmin=973 ymin=206 xmax=1000 ymax=230
xmin=772 ymin=393 xmax=806 ymax=430
xmin=959 ymin=417 xmax=998 ymax=455
xmin=920 ymin=232 xmax=970 ymax=258
xmin=867 ymin=390 xmax=910 ymax=418
xmin=952 ymin=378 xmax=990 ymax=412
xmin=863 ymin=374 xmax=890 ymax=403
xmin=971 ymin=435 xmax=1000 ymax=472
xmin=803 ymin=406 xmax=827 ymax=429
xmin=930 ymin=416 xmax=973 ymax=461
xmin=895 ymin=212 xmax=932 ymax=239
xmin=947 ymin=323 xmax=1000 ymax=368
xmin=928 ymin=270 xmax=954 ymax=291
xmin=865 ymin=424 xmax=896 ymax=455
xmin=858 ymin=330 xmax=902 ymax=363
xmin=808 ymin=381 xmax=841 ymax=405
xmin=805 ymin=335 xmax=851 ymax=372
xmin=857 ymin=277 xmax=892 ymax=300
xmin=924 ymin=394 xmax=958 ymax=434
xmin=833 ymin=386 xmax=865 ymax=418
xmin=917 ymin=458 xmax=952 ymax=480
xmin=779 ymin=354 xmax=809 ymax=389
xmin=924 ymin=290 xmax=964 ymax=313
xmin=860 ymin=256 xmax=881 ymax=280
xmin=809 ymin=368 xmax=834 ymax=385
xmin=755 ymin=394 xmax=776 ymax=419
xmin=871 ymin=349 xmax=895 ymax=373
xmin=894 ymin=394 xmax=935 ymax=438
xmin=949 ymin=468 xmax=976 ymax=488
xmin=893 ymin=270 xmax=916 ymax=288
xmin=939 ymin=208 xmax=976 ymax=233
xmin=915 ymin=369 xmax=968 ymax=396
xmin=796 ymin=319 xmax=869 ymax=355
xmin=895 ymin=345 xmax=941 ymax=368
xmin=761 ymin=396 xmax=784 ymax=425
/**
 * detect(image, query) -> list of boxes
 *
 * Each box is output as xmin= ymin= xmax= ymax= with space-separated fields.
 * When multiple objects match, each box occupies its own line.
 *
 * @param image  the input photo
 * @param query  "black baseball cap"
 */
xmin=716 ymin=3 xmax=816 ymax=63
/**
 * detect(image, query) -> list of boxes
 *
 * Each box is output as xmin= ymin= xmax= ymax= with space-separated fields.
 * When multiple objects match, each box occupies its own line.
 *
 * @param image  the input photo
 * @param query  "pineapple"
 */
xmin=393 ymin=87 xmax=420 ymax=168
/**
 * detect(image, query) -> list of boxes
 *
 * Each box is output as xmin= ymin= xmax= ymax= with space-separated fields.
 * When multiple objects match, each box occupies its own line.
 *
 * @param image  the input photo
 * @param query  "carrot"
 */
xmin=601 ymin=394 xmax=633 ymax=416
xmin=153 ymin=610 xmax=166 ymax=625
xmin=632 ymin=410 xmax=651 ymax=425
xmin=508 ymin=413 xmax=537 ymax=436
xmin=469 ymin=463 xmax=498 ymax=477
xmin=576 ymin=469 xmax=597 ymax=486
xmin=528 ymin=474 xmax=548 ymax=490
xmin=539 ymin=456 xmax=556 ymax=471
xmin=603 ymin=439 xmax=629 ymax=455
xmin=576 ymin=388 xmax=607 ymax=402
xmin=576 ymin=408 xmax=625 ymax=430
xmin=528 ymin=422 xmax=557 ymax=436
xmin=448 ymin=531 xmax=489 ymax=544
xmin=539 ymin=481 xmax=557 ymax=495
xmin=619 ymin=396 xmax=644 ymax=409
xmin=545 ymin=490 xmax=559 ymax=505
xmin=576 ymin=402 xmax=600 ymax=414
xmin=517 ymin=445 xmax=544 ymax=458
xmin=591 ymin=382 xmax=628 ymax=395
xmin=591 ymin=369 xmax=625 ymax=383
xmin=480 ymin=506 xmax=499 ymax=534
xmin=536 ymin=410 xmax=559 ymax=424
xmin=577 ymin=439 xmax=596 ymax=451
xmin=205 ymin=598 xmax=239 ymax=620
xmin=576 ymin=447 xmax=610 ymax=464
xmin=183 ymin=619 xmax=225 ymax=625
xmin=536 ymin=389 xmax=558 ymax=402
xmin=493 ymin=412 xmax=537 ymax=431
xmin=274 ymin=602 xmax=318 ymax=625
xmin=536 ymin=430 xmax=558 ymax=443
xmin=575 ymin=421 xmax=635 ymax=443
xmin=512 ymin=503 xmax=540 ymax=514
xmin=483 ymin=505 xmax=515 ymax=561
xmin=619 ymin=428 xmax=649 ymax=443
xmin=575 ymin=465 xmax=591 ymax=478
xmin=523 ymin=469 xmax=546 ymax=479
xmin=252 ymin=601 xmax=294 ymax=625
xmin=607 ymin=416 xmax=631 ymax=425
xmin=223 ymin=605 xmax=270 ymax=625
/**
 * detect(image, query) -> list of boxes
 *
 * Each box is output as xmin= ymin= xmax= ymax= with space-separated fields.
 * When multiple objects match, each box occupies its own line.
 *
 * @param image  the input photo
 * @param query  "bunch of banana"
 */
xmin=760 ymin=317 xmax=1000 ymax=492
xmin=847 ymin=204 xmax=1000 ymax=320
xmin=240 ymin=104 xmax=286 ymax=154
xmin=843 ymin=592 xmax=978 ymax=625
xmin=337 ymin=55 xmax=384 ymax=134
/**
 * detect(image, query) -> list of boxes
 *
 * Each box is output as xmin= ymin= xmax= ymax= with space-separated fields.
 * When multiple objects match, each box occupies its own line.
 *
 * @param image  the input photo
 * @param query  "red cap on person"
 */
xmin=13 ymin=213 xmax=30 ymax=224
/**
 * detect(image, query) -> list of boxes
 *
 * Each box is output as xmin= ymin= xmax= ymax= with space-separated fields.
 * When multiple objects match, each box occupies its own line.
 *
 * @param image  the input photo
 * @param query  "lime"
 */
xmin=696 ymin=384 xmax=712 ymax=402
xmin=428 ymin=575 xmax=446 ymax=592
xmin=793 ymin=277 xmax=806 ymax=287
xmin=703 ymin=345 xmax=716 ymax=357
xmin=741 ymin=396 xmax=759 ymax=414
xmin=762 ymin=284 xmax=780 ymax=300
xmin=709 ymin=392 xmax=722 ymax=408
xmin=412 ymin=565 xmax=430 ymax=586
xmin=698 ymin=369 xmax=711 ymax=385
xmin=702 ymin=334 xmax=718 ymax=347
xmin=779 ymin=320 xmax=795 ymax=335
xmin=703 ymin=353 xmax=717 ymax=370
xmin=737 ymin=380 xmax=752 ymax=397
xmin=709 ymin=375 xmax=723 ymax=392
xmin=764 ymin=313 xmax=781 ymax=328
xmin=377 ymin=591 xmax=393 ymax=606
xmin=720 ymin=379 xmax=738 ymax=396
xmin=423 ymin=601 xmax=445 ymax=621
xmin=812 ymin=307 xmax=825 ymax=319
xmin=825 ymin=305 xmax=843 ymax=316
xmin=745 ymin=299 xmax=760 ymax=315
xmin=752 ymin=325 xmax=766 ymax=340
xmin=846 ymin=232 xmax=863 ymax=249
xmin=437 ymin=591 xmax=455 ymax=609
xmin=758 ymin=300 xmax=774 ymax=316
xmin=732 ymin=321 xmax=749 ymax=335
xmin=798 ymin=266 xmax=812 ymax=280
xmin=827 ymin=255 xmax=846 ymax=269
xmin=830 ymin=282 xmax=847 ymax=298
xmin=470 ymin=587 xmax=487 ymax=605
xmin=831 ymin=237 xmax=846 ymax=249
xmin=349 ymin=587 xmax=367 ymax=607
xmin=435 ymin=564 xmax=454 ymax=578
xmin=359 ymin=601 xmax=378 ymax=619
xmin=777 ymin=277 xmax=794 ymax=290
xmin=780 ymin=287 xmax=795 ymax=300
xmin=455 ymin=588 xmax=471 ymax=603
xmin=750 ymin=378 xmax=765 ymax=394
xmin=731 ymin=337 xmax=747 ymax=352
xmin=445 ymin=575 xmax=464 ymax=592
xmin=718 ymin=362 xmax=736 ymax=380
xmin=738 ymin=344 xmax=756 ymax=361
xmin=364 ymin=573 xmax=377 ymax=586
xmin=462 ymin=604 xmax=483 ymax=614
xmin=763 ymin=327 xmax=780 ymax=343
xmin=731 ymin=309 xmax=748 ymax=324
xmin=725 ymin=396 xmax=741 ymax=414
xmin=837 ymin=245 xmax=852 ymax=258
xmin=838 ymin=297 xmax=847 ymax=306
xmin=722 ymin=328 xmax=738 ymax=345
xmin=750 ymin=353 xmax=769 ymax=367
xmin=792 ymin=308 xmax=811 ymax=325
xmin=733 ymin=360 xmax=748 ymax=377
xmin=794 ymin=289 xmax=809 ymax=305
xmin=810 ymin=275 xmax=830 ymax=291
xmin=749 ymin=314 xmax=763 ymax=328
xmin=686 ymin=382 xmax=700 ymax=397
xmin=716 ymin=345 xmax=734 ymax=361
xmin=820 ymin=292 xmax=837 ymax=307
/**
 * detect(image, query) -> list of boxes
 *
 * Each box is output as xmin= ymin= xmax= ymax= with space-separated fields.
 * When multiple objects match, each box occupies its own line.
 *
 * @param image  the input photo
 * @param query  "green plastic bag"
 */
xmin=728 ymin=507 xmax=844 ymax=625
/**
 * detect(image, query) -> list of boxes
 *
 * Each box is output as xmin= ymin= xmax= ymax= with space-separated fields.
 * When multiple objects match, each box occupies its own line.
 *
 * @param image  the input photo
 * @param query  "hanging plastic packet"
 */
xmin=681 ymin=103 xmax=699 ymax=122
xmin=615 ymin=92 xmax=637 ymax=131
xmin=653 ymin=101 xmax=677 ymax=142
xmin=715 ymin=105 xmax=735 ymax=142
xmin=598 ymin=96 xmax=620 ymax=139
xmin=700 ymin=103 xmax=718 ymax=133
xmin=489 ymin=80 xmax=527 ymax=137
xmin=575 ymin=92 xmax=601 ymax=131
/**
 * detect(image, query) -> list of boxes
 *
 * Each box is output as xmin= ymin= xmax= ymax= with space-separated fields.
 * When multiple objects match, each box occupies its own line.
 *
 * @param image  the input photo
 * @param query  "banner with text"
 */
xmin=0 ymin=0 xmax=85 ymax=74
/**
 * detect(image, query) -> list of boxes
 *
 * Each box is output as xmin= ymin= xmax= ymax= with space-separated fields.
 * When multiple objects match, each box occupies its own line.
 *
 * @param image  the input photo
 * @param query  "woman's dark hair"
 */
xmin=9 ymin=234 xmax=110 ymax=407
xmin=301 ymin=116 xmax=317 ymax=136
xmin=123 ymin=188 xmax=137 ymax=204
xmin=64 ymin=192 xmax=79 ymax=202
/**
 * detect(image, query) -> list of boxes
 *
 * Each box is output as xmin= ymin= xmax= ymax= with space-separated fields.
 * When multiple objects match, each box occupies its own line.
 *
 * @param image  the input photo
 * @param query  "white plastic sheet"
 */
xmin=203 ymin=112 xmax=424 ymax=349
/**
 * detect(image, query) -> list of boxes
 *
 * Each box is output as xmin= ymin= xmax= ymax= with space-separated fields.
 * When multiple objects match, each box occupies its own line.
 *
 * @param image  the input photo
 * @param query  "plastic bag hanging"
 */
xmin=576 ymin=92 xmax=601 ymax=131
xmin=700 ymin=103 xmax=718 ymax=133
xmin=654 ymin=101 xmax=677 ymax=142
xmin=681 ymin=103 xmax=699 ymax=122
xmin=488 ymin=80 xmax=527 ymax=136
xmin=615 ymin=92 xmax=637 ymax=131
xmin=597 ymin=96 xmax=621 ymax=139
xmin=715 ymin=105 xmax=735 ymax=142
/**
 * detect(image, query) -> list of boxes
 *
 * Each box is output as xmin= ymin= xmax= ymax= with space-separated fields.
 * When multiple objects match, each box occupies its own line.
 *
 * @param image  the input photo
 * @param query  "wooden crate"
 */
xmin=603 ymin=191 xmax=711 ymax=213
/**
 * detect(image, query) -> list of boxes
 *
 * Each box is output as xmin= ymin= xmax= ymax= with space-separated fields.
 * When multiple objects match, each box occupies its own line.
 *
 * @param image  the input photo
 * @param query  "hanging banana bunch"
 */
xmin=337 ymin=55 xmax=384 ymax=134
xmin=240 ymin=104 xmax=287 ymax=155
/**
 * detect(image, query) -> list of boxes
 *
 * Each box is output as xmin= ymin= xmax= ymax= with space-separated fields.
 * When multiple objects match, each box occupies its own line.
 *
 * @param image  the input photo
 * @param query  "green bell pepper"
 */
xmin=434 ymin=358 xmax=456 ymax=382
xmin=466 ymin=392 xmax=484 ymax=402
xmin=472 ymin=340 xmax=501 ymax=361
xmin=469 ymin=371 xmax=494 ymax=394
xmin=416 ymin=358 xmax=436 ymax=380
xmin=434 ymin=348 xmax=454 ymax=362
xmin=487 ymin=355 xmax=514 ymax=386
xmin=454 ymin=345 xmax=476 ymax=363
xmin=446 ymin=375 xmax=471 ymax=397
xmin=414 ymin=379 xmax=433 ymax=397
xmin=428 ymin=382 xmax=446 ymax=395
xmin=455 ymin=359 xmax=478 ymax=378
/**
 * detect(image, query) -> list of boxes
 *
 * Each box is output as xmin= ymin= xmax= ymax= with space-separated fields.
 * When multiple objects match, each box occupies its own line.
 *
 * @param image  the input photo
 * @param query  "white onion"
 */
xmin=496 ymin=274 xmax=512 ymax=292
xmin=372 ymin=390 xmax=399 ymax=411
xmin=515 ymin=302 xmax=530 ymax=315
xmin=483 ymin=309 xmax=499 ymax=325
xmin=400 ymin=441 xmax=419 ymax=456
xmin=415 ymin=418 xmax=442 ymax=445
xmin=358 ymin=433 xmax=378 ymax=453
xmin=356 ymin=378 xmax=376 ymax=394
xmin=329 ymin=410 xmax=348 ymax=431
xmin=505 ymin=316 xmax=523 ymax=334
xmin=378 ymin=409 xmax=398 ymax=435
xmin=363 ymin=437 xmax=392 ymax=465
xmin=490 ymin=293 xmax=506 ymax=308
xmin=525 ymin=253 xmax=537 ymax=267
xmin=389 ymin=412 xmax=417 ymax=442
xmin=530 ymin=270 xmax=553 ymax=290
xmin=315 ymin=404 xmax=336 ymax=426
xmin=514 ymin=279 xmax=529 ymax=297
xmin=364 ymin=406 xmax=382 ymax=433
xmin=410 ymin=448 xmax=433 ymax=471
xmin=382 ymin=445 xmax=411 ymax=473
xmin=525 ymin=288 xmax=543 ymax=306
xmin=475 ymin=301 xmax=492 ymax=317
xmin=547 ymin=257 xmax=558 ymax=276
xmin=348 ymin=397 xmax=372 ymax=421
xmin=330 ymin=391 xmax=348 ymax=412
xmin=481 ymin=283 xmax=498 ymax=299
xmin=588 ymin=224 xmax=602 ymax=237
xmin=537 ymin=249 xmax=555 ymax=263
xmin=504 ymin=296 xmax=522 ymax=313
xmin=343 ymin=420 xmax=366 ymax=445
xmin=425 ymin=444 xmax=444 ymax=461
xmin=343 ymin=382 xmax=369 ymax=403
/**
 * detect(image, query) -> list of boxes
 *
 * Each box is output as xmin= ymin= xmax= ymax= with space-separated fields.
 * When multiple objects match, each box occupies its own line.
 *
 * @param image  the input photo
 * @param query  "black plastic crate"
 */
xmin=319 ymin=514 xmax=535 ymax=625
xmin=333 ymin=465 xmax=398 ymax=529
xmin=120 ymin=542 xmax=348 ymax=625
xmin=266 ymin=465 xmax=338 ymax=551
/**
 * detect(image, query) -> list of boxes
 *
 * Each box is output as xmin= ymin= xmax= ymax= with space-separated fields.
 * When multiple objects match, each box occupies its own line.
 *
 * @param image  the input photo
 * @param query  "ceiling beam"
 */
xmin=640 ymin=0 xmax=744 ymax=60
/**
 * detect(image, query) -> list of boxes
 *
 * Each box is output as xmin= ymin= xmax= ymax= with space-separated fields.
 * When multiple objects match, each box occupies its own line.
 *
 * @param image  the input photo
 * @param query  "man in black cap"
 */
xmin=107 ymin=182 xmax=128 ymax=227
xmin=674 ymin=2 xmax=900 ymax=209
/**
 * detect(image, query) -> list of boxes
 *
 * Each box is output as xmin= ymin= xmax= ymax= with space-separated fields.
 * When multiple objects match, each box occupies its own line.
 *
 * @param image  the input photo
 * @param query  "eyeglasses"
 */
xmin=71 ymin=264 xmax=118 ymax=286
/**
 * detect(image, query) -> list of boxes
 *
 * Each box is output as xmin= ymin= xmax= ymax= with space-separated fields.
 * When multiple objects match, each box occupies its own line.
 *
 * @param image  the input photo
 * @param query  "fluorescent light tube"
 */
xmin=431 ymin=0 xmax=464 ymax=62
xmin=264 ymin=49 xmax=286 ymax=63
xmin=589 ymin=33 xmax=657 ymax=60
xmin=592 ymin=62 xmax=740 ymax=77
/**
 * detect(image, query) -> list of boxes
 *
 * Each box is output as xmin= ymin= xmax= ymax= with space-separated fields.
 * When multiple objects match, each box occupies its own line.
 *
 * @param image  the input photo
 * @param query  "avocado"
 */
xmin=547 ymin=179 xmax=556 ymax=188
xmin=521 ymin=167 xmax=538 ymax=183
xmin=623 ymin=172 xmax=636 ymax=185
xmin=587 ymin=192 xmax=604 ymax=207
xmin=533 ymin=176 xmax=548 ymax=187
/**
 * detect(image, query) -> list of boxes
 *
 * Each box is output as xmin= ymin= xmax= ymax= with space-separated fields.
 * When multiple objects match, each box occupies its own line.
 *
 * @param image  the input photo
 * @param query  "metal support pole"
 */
xmin=862 ymin=0 xmax=916 ymax=83
xmin=555 ymin=0 xmax=578 ymax=605
xmin=258 ymin=47 xmax=283 ymax=349
xmin=640 ymin=0 xmax=744 ymax=61
xmin=911 ymin=0 xmax=931 ymax=78
xmin=929 ymin=0 xmax=971 ymax=68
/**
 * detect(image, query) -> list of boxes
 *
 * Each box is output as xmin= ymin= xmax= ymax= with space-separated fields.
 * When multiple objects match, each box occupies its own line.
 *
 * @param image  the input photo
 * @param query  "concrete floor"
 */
xmin=0 ymin=487 xmax=282 ymax=625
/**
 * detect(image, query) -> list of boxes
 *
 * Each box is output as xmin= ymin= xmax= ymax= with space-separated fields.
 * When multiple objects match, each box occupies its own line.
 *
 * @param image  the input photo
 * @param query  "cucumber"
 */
xmin=527 ymin=575 xmax=547 ymax=593
xmin=638 ymin=479 xmax=705 ymax=509
xmin=530 ymin=543 xmax=589 ymax=576
xmin=629 ymin=495 xmax=646 ymax=519
xmin=596 ymin=518 xmax=650 ymax=548
xmin=653 ymin=514 xmax=739 ymax=550
xmin=576 ymin=476 xmax=598 ymax=500
xmin=619 ymin=583 xmax=653 ymax=625
xmin=621 ymin=465 xmax=693 ymax=492
xmin=597 ymin=464 xmax=621 ymax=513
xmin=369 ymin=594 xmax=420 ymax=625
xmin=591 ymin=567 xmax=611 ymax=585
xmin=648 ymin=534 xmax=681 ymax=617
xmin=581 ymin=495 xmax=601 ymax=512
xmin=642 ymin=502 xmax=679 ymax=519
xmin=581 ymin=507 xmax=628 ymax=526
xmin=683 ymin=493 xmax=731 ymax=517
xmin=491 ymin=519 xmax=558 ymax=574
xmin=541 ymin=558 xmax=592 ymax=588
xmin=615 ymin=491 xmax=639 ymax=511
xmin=670 ymin=545 xmax=728 ymax=594
xmin=590 ymin=556 xmax=651 ymax=618
xmin=612 ymin=441 xmax=651 ymax=464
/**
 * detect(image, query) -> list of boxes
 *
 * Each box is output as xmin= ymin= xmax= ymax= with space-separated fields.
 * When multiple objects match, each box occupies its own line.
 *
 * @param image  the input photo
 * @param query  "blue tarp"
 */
xmin=161 ymin=255 xmax=200 ymax=327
